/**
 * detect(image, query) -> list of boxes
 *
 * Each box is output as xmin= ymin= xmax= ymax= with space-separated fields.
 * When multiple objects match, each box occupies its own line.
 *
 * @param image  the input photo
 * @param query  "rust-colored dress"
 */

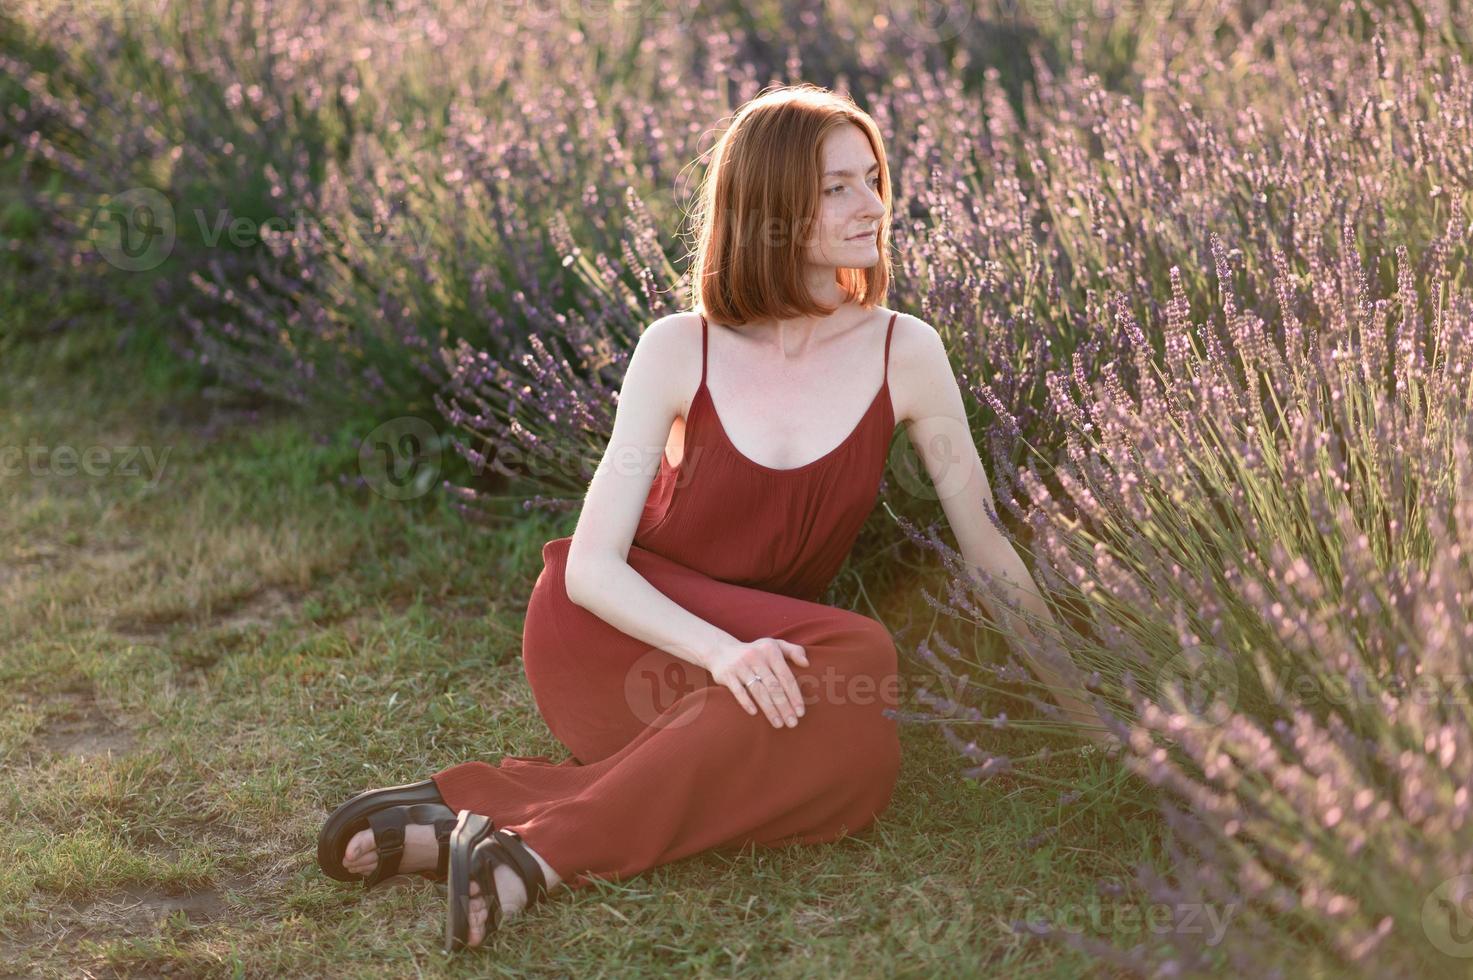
xmin=431 ymin=312 xmax=902 ymax=890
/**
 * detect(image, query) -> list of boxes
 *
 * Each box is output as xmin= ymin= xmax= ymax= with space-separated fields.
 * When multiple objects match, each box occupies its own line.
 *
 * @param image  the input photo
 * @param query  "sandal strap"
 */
xmin=363 ymin=808 xmax=406 ymax=887
xmin=471 ymin=836 xmax=505 ymax=935
xmin=363 ymin=803 xmax=459 ymax=887
xmin=491 ymin=829 xmax=550 ymax=908
xmin=431 ymin=815 xmax=459 ymax=880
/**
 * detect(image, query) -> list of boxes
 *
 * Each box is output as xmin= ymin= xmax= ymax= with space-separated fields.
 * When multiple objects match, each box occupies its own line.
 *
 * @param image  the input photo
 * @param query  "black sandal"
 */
xmin=444 ymin=810 xmax=550 ymax=953
xmin=316 ymin=778 xmax=461 ymax=889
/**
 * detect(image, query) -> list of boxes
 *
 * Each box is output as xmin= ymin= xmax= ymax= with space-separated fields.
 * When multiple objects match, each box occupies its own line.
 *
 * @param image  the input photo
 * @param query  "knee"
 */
xmin=835 ymin=620 xmax=901 ymax=793
xmin=802 ymin=615 xmax=899 ymax=711
xmin=872 ymin=728 xmax=902 ymax=812
xmin=805 ymin=611 xmax=896 ymax=667
xmin=846 ymin=708 xmax=900 ymax=782
xmin=838 ymin=712 xmax=901 ymax=828
xmin=845 ymin=615 xmax=899 ymax=672
xmin=804 ymin=651 xmax=901 ymax=781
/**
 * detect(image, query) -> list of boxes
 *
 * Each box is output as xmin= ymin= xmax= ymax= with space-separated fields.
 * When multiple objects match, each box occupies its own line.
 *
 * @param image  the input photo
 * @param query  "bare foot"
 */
xmin=465 ymin=842 xmax=562 ymax=948
xmin=342 ymin=821 xmax=440 ymax=878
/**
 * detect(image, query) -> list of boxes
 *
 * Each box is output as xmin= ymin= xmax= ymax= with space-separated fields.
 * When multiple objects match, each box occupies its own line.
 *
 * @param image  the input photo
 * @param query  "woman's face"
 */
xmin=807 ymin=123 xmax=885 ymax=269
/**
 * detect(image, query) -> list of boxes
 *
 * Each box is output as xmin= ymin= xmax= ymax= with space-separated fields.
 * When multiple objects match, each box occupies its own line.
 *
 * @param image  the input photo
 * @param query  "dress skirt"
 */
xmin=429 ymin=537 xmax=902 ymax=890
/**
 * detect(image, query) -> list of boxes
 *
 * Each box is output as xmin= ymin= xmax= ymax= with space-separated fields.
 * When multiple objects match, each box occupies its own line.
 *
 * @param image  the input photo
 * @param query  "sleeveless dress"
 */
xmin=430 ymin=311 xmax=903 ymax=890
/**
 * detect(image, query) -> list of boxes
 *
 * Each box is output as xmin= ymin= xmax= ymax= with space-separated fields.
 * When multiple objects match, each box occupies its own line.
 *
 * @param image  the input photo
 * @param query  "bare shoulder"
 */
xmin=628 ymin=311 xmax=703 ymax=416
xmin=634 ymin=310 xmax=700 ymax=354
xmin=884 ymin=311 xmax=950 ymax=426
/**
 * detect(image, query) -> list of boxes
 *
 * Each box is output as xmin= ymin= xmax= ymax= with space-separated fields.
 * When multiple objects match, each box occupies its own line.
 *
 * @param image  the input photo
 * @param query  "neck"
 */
xmin=769 ymin=320 xmax=822 ymax=360
xmin=760 ymin=277 xmax=851 ymax=359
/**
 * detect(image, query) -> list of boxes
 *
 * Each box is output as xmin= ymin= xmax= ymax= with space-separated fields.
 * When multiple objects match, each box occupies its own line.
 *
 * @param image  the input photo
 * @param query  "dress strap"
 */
xmin=882 ymin=311 xmax=897 ymax=385
xmin=699 ymin=314 xmax=708 ymax=389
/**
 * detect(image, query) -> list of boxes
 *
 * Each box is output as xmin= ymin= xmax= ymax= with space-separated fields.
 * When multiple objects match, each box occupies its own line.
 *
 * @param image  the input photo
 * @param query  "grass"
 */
xmin=0 ymin=307 xmax=1174 ymax=977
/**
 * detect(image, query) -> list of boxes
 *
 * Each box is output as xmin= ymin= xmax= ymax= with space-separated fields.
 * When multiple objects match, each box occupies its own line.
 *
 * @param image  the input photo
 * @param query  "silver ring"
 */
xmin=745 ymin=675 xmax=763 ymax=687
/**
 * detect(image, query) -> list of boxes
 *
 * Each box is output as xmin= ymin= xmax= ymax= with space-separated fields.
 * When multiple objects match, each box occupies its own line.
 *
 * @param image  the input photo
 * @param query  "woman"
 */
xmin=316 ymin=83 xmax=1114 ymax=954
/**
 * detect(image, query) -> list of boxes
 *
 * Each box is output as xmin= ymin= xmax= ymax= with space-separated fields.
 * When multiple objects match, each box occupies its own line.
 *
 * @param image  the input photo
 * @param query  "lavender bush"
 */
xmin=9 ymin=0 xmax=1349 ymax=427
xmin=4 ymin=0 xmax=1003 ymax=415
xmin=2 ymin=5 xmax=376 ymax=408
xmin=958 ymin=215 xmax=1471 ymax=975
xmin=895 ymin=13 xmax=1473 ymax=975
xmin=429 ymin=3 xmax=1470 ymax=526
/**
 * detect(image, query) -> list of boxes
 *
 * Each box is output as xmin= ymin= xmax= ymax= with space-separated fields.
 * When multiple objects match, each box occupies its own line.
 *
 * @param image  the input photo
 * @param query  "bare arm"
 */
xmin=562 ymin=314 xmax=736 ymax=672
xmin=562 ymin=314 xmax=810 ymax=729
xmin=568 ymin=563 xmax=734 ymax=673
xmin=550 ymin=313 xmax=823 ymax=730
xmin=897 ymin=317 xmax=1115 ymax=747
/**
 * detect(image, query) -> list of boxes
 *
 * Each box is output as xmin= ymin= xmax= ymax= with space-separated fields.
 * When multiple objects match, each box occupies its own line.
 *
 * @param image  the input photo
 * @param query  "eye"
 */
xmin=828 ymin=176 xmax=881 ymax=196
xmin=824 ymin=176 xmax=877 ymax=194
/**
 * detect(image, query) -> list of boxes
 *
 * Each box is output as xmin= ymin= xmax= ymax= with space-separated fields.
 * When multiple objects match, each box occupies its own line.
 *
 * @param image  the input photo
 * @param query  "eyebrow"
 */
xmin=822 ymin=163 xmax=880 ymax=178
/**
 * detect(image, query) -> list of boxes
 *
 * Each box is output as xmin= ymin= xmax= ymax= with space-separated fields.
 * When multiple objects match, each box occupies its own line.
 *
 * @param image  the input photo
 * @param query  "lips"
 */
xmin=847 ymin=230 xmax=876 ymax=240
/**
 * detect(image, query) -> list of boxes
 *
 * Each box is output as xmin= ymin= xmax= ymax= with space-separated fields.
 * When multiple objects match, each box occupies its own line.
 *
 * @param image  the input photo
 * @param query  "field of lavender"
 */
xmin=4 ymin=0 xmax=1473 ymax=976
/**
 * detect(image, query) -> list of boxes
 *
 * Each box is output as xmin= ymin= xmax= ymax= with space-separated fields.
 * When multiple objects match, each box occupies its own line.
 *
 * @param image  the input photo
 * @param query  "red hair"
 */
xmin=687 ymin=83 xmax=893 ymax=327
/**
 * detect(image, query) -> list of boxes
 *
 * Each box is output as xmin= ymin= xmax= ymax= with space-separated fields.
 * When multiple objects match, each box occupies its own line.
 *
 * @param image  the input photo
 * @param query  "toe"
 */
xmin=344 ymin=829 xmax=377 ymax=872
xmin=469 ymin=896 xmax=486 ymax=947
xmin=466 ymin=881 xmax=483 ymax=946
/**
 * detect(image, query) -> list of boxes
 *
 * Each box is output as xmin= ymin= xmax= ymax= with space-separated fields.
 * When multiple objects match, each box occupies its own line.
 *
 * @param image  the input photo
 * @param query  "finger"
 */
xmin=731 ymin=672 xmax=764 ymax=716
xmin=749 ymin=678 xmax=783 ymax=727
xmin=754 ymin=683 xmax=783 ymax=728
xmin=773 ymin=661 xmax=805 ymax=719
xmin=782 ymin=641 xmax=809 ymax=666
xmin=771 ymin=674 xmax=802 ymax=725
xmin=759 ymin=669 xmax=799 ymax=725
xmin=729 ymin=680 xmax=758 ymax=716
